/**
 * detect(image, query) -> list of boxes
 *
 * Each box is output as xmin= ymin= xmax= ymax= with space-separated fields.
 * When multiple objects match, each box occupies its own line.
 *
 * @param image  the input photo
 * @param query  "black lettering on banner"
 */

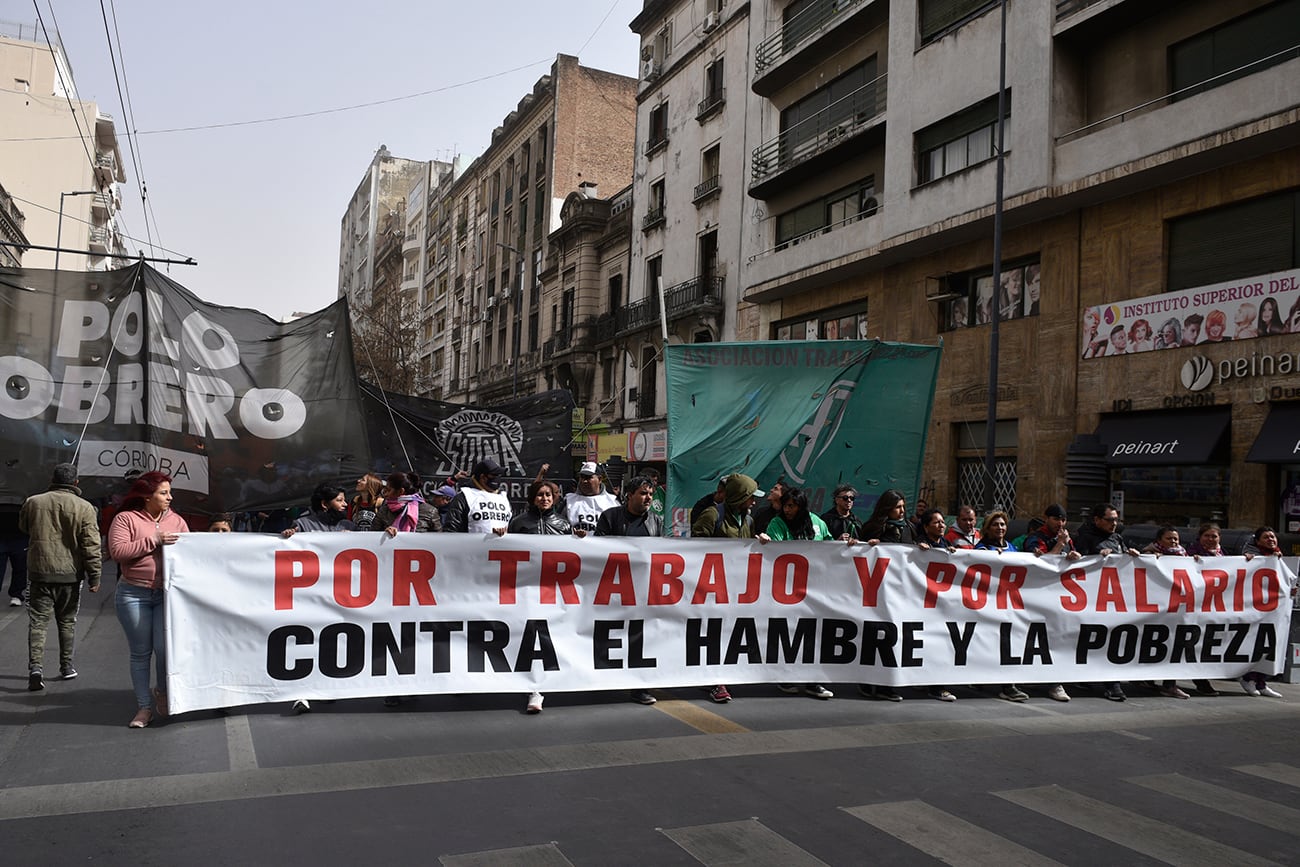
xmin=267 ymin=624 xmax=314 ymax=680
xmin=627 ymin=619 xmax=657 ymax=668
xmin=1252 ymin=623 xmax=1276 ymax=664
xmin=1076 ymin=624 xmax=1106 ymax=664
xmin=858 ymin=621 xmax=898 ymax=667
xmin=820 ymin=619 xmax=857 ymax=665
xmin=901 ymin=622 xmax=924 ymax=667
xmin=372 ymin=622 xmax=417 ymax=676
xmin=1172 ymin=624 xmax=1200 ymax=662
xmin=686 ymin=618 xmax=722 ymax=666
xmin=320 ymin=623 xmax=366 ymax=677
xmin=947 ymin=621 xmax=976 ymax=666
xmin=467 ymin=620 xmax=513 ymax=672
xmin=593 ymin=620 xmax=625 ymax=669
xmin=419 ymin=622 xmax=464 ymax=673
xmin=1024 ymin=622 xmax=1051 ymax=664
xmin=1224 ymin=623 xmax=1251 ymax=663
xmin=1139 ymin=624 xmax=1169 ymax=663
xmin=724 ymin=618 xmax=762 ymax=665
xmin=1200 ymin=623 xmax=1224 ymax=663
xmin=766 ymin=618 xmax=817 ymax=663
xmin=514 ymin=619 xmax=560 ymax=672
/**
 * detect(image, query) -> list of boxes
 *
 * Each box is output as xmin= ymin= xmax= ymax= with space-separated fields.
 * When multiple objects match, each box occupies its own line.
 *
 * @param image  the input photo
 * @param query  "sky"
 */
xmin=33 ymin=0 xmax=643 ymax=320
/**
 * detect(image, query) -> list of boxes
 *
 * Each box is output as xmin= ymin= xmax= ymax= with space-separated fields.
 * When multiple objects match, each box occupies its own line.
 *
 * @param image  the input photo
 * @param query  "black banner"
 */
xmin=359 ymin=382 xmax=575 ymax=506
xmin=0 ymin=263 xmax=369 ymax=513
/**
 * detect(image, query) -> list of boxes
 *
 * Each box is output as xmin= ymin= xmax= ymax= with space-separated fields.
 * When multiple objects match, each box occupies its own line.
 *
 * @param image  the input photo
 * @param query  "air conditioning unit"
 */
xmin=924 ymin=276 xmax=962 ymax=303
xmin=641 ymin=44 xmax=654 ymax=61
xmin=486 ymin=295 xmax=496 ymax=308
xmin=702 ymin=11 xmax=720 ymax=32
xmin=642 ymin=59 xmax=661 ymax=81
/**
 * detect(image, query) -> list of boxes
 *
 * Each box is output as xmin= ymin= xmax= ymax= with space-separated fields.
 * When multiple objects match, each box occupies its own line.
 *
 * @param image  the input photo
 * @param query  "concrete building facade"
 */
xmin=0 ymin=180 xmax=28 ymax=267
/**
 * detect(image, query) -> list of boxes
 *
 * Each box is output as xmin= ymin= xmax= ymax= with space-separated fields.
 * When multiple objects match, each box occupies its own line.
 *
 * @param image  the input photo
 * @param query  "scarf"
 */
xmin=386 ymin=493 xmax=424 ymax=532
xmin=1153 ymin=541 xmax=1186 ymax=555
xmin=315 ymin=508 xmax=345 ymax=527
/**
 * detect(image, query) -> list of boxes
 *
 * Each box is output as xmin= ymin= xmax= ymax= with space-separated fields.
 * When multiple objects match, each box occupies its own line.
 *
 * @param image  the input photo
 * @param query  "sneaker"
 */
xmin=1158 ymin=684 xmax=1190 ymax=699
xmin=28 ymin=670 xmax=43 ymax=691
xmin=1103 ymin=685 xmax=1127 ymax=702
xmin=7 ymin=596 xmax=20 ymax=607
xmin=1047 ymin=685 xmax=1071 ymax=702
xmin=776 ymin=683 xmax=801 ymax=694
xmin=804 ymin=684 xmax=833 ymax=700
xmin=1260 ymin=685 xmax=1283 ymax=698
xmin=1240 ymin=676 xmax=1261 ymax=697
xmin=708 ymin=685 xmax=732 ymax=703
xmin=291 ymin=699 xmax=311 ymax=713
xmin=1193 ymin=681 xmax=1220 ymax=697
xmin=631 ymin=690 xmax=657 ymax=705
xmin=525 ymin=691 xmax=544 ymax=713
xmin=858 ymin=684 xmax=902 ymax=701
xmin=59 ymin=665 xmax=77 ymax=680
xmin=930 ymin=688 xmax=957 ymax=702
xmin=999 ymin=686 xmax=1029 ymax=702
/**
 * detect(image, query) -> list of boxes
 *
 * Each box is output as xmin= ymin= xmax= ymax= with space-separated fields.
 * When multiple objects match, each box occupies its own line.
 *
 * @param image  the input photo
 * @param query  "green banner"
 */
xmin=665 ymin=340 xmax=942 ymax=535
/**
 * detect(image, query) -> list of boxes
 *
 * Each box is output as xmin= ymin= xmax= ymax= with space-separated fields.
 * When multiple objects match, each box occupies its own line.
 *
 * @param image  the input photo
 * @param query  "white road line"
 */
xmin=1234 ymin=763 xmax=1300 ymax=789
xmin=440 ymin=843 xmax=574 ymax=866
xmin=1128 ymin=773 xmax=1300 ymax=835
xmin=224 ymin=714 xmax=259 ymax=772
xmin=844 ymin=799 xmax=1064 ymax=866
xmin=995 ymin=785 xmax=1278 ymax=867
xmin=661 ymin=818 xmax=828 ymax=866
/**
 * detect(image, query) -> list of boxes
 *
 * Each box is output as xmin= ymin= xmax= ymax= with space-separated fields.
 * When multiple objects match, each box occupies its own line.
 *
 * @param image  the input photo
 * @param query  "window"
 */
xmin=780 ymin=59 xmax=877 ymax=155
xmin=608 ymin=274 xmax=624 ymax=311
xmin=1167 ymin=190 xmax=1299 ymax=291
xmin=1171 ymin=0 xmax=1300 ymax=101
xmin=916 ymin=93 xmax=1005 ymax=185
xmin=645 ymin=255 xmax=663 ymax=298
xmin=919 ymin=0 xmax=997 ymax=44
xmin=644 ymin=179 xmax=666 ymax=231
xmin=775 ymin=176 xmax=876 ymax=247
xmin=955 ymin=420 xmax=1018 ymax=515
xmin=699 ymin=230 xmax=719 ymax=281
xmin=772 ymin=302 xmax=868 ymax=341
xmin=647 ymin=102 xmax=669 ymax=153
xmin=696 ymin=144 xmax=721 ymax=201
xmin=699 ymin=58 xmax=725 ymax=118
xmin=940 ymin=258 xmax=1041 ymax=331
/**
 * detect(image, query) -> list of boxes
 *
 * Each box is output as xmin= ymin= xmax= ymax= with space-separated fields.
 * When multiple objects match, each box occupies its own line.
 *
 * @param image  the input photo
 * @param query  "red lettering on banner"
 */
xmin=996 ymin=565 xmax=1026 ymax=609
xmin=738 ymin=554 xmax=762 ymax=604
xmin=648 ymin=552 xmax=685 ymax=605
xmin=594 ymin=553 xmax=636 ymax=605
xmin=1234 ymin=568 xmax=1247 ymax=611
xmin=771 ymin=554 xmax=808 ymax=604
xmin=333 ymin=549 xmax=378 ymax=608
xmin=691 ymin=553 xmax=728 ymax=603
xmin=1254 ymin=568 xmax=1280 ymax=611
xmin=924 ymin=562 xmax=957 ymax=608
xmin=961 ymin=564 xmax=991 ymax=610
xmin=1201 ymin=569 xmax=1228 ymax=612
xmin=853 ymin=556 xmax=888 ymax=607
xmin=489 ymin=550 xmax=530 ymax=605
xmin=1096 ymin=567 xmax=1127 ymax=612
xmin=1060 ymin=568 xmax=1086 ymax=612
xmin=1168 ymin=569 xmax=1195 ymax=612
xmin=1132 ymin=568 xmax=1159 ymax=613
xmin=393 ymin=549 xmax=438 ymax=606
xmin=540 ymin=551 xmax=582 ymax=604
xmin=274 ymin=550 xmax=318 ymax=610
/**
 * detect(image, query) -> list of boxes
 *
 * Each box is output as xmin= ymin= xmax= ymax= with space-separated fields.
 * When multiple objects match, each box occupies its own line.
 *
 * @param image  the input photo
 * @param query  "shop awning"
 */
xmin=1247 ymin=402 xmax=1300 ymax=463
xmin=1094 ymin=408 xmax=1230 ymax=466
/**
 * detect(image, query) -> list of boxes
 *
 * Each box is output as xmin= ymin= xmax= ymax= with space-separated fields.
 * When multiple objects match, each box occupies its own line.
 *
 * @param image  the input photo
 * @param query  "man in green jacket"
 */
xmin=19 ymin=463 xmax=102 ymax=691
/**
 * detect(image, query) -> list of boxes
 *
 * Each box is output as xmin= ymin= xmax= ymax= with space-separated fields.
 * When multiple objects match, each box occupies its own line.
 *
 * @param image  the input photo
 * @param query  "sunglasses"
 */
xmin=837 ymin=494 xmax=855 ymax=501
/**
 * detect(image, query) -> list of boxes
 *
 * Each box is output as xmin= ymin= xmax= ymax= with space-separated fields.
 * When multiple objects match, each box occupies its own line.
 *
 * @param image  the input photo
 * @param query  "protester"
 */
xmin=207 ymin=513 xmax=234 ymax=533
xmin=508 ymin=480 xmax=575 ymax=535
xmin=974 ymin=511 xmax=1028 ymax=702
xmin=563 ymin=462 xmax=620 ymax=535
xmin=820 ymin=484 xmax=861 ymax=541
xmin=944 ymin=505 xmax=981 ymax=549
xmin=1020 ymin=504 xmax=1077 ymax=703
xmin=750 ymin=480 xmax=786 ymax=535
xmin=19 ymin=463 xmax=101 ymax=692
xmin=445 ymin=459 xmax=511 ymax=536
xmin=350 ymin=473 xmax=385 ymax=531
xmin=1 ymin=501 xmax=28 ymax=606
xmin=1238 ymin=527 xmax=1284 ymax=698
xmin=374 ymin=471 xmax=441 ymax=535
xmin=107 ymin=471 xmax=188 ymax=728
xmin=690 ymin=476 xmax=729 ymax=529
xmin=916 ymin=509 xmax=957 ymax=553
xmin=1141 ymin=527 xmax=1193 ymax=699
xmin=430 ymin=484 xmax=457 ymax=528
xmin=852 ymin=489 xmax=912 ymax=701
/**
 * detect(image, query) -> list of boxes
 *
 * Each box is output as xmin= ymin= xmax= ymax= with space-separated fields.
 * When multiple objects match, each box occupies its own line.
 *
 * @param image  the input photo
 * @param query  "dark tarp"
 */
xmin=1095 ymin=408 xmax=1230 ymax=466
xmin=0 ymin=263 xmax=369 ymax=513
xmin=359 ymin=382 xmax=575 ymax=507
xmin=1246 ymin=402 xmax=1300 ymax=463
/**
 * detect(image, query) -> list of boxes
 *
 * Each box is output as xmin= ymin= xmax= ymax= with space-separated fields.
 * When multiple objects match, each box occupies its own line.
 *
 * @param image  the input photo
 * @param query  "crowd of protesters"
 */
xmin=4 ymin=460 xmax=1294 ymax=727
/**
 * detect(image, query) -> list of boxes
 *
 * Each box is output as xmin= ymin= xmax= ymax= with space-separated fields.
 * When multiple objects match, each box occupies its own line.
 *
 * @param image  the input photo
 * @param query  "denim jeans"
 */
xmin=0 ymin=535 xmax=27 ymax=599
xmin=115 ymin=583 xmax=165 ymax=710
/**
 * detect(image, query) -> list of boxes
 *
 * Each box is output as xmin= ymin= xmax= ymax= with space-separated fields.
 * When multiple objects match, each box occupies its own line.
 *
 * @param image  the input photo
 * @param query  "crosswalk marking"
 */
xmin=995 ymin=785 xmax=1278 ymax=867
xmin=224 ymin=714 xmax=259 ymax=772
xmin=844 ymin=799 xmax=1064 ymax=866
xmin=1234 ymin=763 xmax=1300 ymax=789
xmin=1129 ymin=773 xmax=1300 ymax=835
xmin=661 ymin=818 xmax=827 ymax=866
xmin=650 ymin=697 xmax=750 ymax=734
xmin=440 ymin=843 xmax=574 ymax=866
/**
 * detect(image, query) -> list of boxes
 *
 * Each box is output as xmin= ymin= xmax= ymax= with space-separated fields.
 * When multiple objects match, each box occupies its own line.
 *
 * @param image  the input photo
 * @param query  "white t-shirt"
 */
xmin=461 ymin=487 xmax=513 ymax=534
xmin=564 ymin=490 xmax=620 ymax=534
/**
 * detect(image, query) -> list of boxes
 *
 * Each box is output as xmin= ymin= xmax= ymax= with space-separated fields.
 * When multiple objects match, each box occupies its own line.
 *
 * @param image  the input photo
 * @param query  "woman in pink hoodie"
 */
xmin=107 ymin=471 xmax=189 ymax=728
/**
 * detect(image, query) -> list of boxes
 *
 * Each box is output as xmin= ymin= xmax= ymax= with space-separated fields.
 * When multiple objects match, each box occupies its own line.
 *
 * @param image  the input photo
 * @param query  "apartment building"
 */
xmin=0 ymin=180 xmax=28 ymax=267
xmin=0 ymin=21 xmax=128 ymax=270
xmin=625 ymin=0 xmax=1300 ymax=529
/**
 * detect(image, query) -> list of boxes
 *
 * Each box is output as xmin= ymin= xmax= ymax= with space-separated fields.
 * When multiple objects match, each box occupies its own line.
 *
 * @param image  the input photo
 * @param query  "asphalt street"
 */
xmin=3 ymin=585 xmax=1299 ymax=866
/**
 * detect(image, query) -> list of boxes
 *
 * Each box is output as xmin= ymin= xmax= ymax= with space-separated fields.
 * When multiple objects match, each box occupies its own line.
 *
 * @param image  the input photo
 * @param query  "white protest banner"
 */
xmin=164 ymin=534 xmax=1296 ymax=714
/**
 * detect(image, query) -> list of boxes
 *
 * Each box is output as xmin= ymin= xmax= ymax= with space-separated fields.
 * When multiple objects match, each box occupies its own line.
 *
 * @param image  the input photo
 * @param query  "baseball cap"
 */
xmin=432 ymin=485 xmax=456 ymax=499
xmin=472 ymin=458 xmax=503 ymax=478
xmin=578 ymin=461 xmax=599 ymax=477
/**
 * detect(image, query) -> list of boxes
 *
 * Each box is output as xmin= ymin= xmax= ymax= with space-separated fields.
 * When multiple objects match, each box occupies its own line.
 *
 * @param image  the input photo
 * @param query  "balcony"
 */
xmin=644 ymin=134 xmax=668 ymax=157
xmin=664 ymin=275 xmax=725 ymax=321
xmin=616 ymin=294 xmax=660 ymax=336
xmin=749 ymin=74 xmax=886 ymax=198
xmin=594 ymin=312 xmax=617 ymax=344
xmin=553 ymin=327 xmax=572 ymax=353
xmin=641 ymin=206 xmax=666 ymax=232
xmin=697 ymin=88 xmax=725 ymax=122
xmin=752 ymin=0 xmax=880 ymax=96
xmin=91 ymin=192 xmax=114 ymax=217
xmin=452 ymin=325 xmax=462 ymax=343
xmin=94 ymin=152 xmax=117 ymax=185
xmin=693 ymin=175 xmax=720 ymax=204
xmin=88 ymin=227 xmax=111 ymax=252
xmin=542 ymin=337 xmax=555 ymax=361
xmin=456 ymin=217 xmax=468 ymax=240
xmin=635 ymin=389 xmax=658 ymax=419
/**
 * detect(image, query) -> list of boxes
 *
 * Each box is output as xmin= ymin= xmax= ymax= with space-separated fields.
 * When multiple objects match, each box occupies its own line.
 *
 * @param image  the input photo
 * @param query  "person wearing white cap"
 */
xmin=562 ymin=462 xmax=619 ymax=535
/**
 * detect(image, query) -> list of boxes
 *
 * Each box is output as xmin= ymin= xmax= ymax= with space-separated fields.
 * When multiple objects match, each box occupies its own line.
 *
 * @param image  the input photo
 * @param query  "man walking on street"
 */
xmin=19 ymin=463 xmax=102 ymax=691
xmin=0 ymin=501 xmax=28 ymax=606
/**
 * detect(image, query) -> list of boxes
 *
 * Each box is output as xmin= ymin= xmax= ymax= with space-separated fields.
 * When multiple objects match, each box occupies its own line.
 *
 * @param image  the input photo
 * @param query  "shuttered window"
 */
xmin=1167 ymin=191 xmax=1300 ymax=291
xmin=916 ymin=93 xmax=1007 ymax=185
xmin=920 ymin=0 xmax=997 ymax=44
xmin=1170 ymin=0 xmax=1300 ymax=100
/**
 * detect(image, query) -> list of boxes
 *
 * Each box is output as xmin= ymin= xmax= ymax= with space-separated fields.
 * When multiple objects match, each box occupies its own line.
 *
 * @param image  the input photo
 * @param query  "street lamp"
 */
xmin=496 ymin=242 xmax=526 ymax=397
xmin=983 ymin=0 xmax=1008 ymax=515
xmin=56 ymin=189 xmax=98 ymax=272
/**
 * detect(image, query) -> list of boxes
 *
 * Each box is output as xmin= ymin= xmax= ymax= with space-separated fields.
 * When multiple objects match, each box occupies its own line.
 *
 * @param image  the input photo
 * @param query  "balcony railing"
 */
xmin=755 ymin=0 xmax=867 ymax=72
xmin=616 ymin=294 xmax=661 ymax=336
xmin=642 ymin=206 xmax=666 ymax=232
xmin=644 ymin=134 xmax=668 ymax=156
xmin=636 ymin=389 xmax=658 ymax=419
xmin=88 ymin=227 xmax=111 ymax=251
xmin=553 ymin=327 xmax=572 ymax=353
xmin=697 ymin=88 xmax=725 ymax=121
xmin=595 ymin=312 xmax=617 ymax=343
xmin=693 ymin=175 xmax=721 ymax=203
xmin=749 ymin=198 xmax=880 ymax=262
xmin=1055 ymin=0 xmax=1105 ymax=20
xmin=665 ymin=275 xmax=725 ymax=320
xmin=751 ymin=74 xmax=886 ymax=185
xmin=542 ymin=338 xmax=555 ymax=361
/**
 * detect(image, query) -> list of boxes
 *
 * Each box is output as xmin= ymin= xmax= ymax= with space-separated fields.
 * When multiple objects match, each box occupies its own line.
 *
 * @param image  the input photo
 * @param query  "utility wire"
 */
xmin=7 ymin=191 xmax=192 ymax=260
xmin=97 ymin=0 xmax=155 ymax=257
xmin=33 ymin=1 xmax=101 ymax=191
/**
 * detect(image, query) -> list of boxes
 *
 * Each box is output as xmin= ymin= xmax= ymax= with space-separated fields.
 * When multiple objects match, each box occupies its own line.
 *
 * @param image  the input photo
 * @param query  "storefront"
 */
xmin=1247 ymin=401 xmax=1300 ymax=534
